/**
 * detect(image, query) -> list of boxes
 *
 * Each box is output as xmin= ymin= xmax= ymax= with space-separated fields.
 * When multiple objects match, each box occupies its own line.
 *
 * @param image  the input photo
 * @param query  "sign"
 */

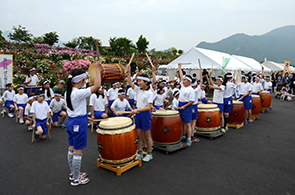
xmin=0 ymin=55 xmax=13 ymax=89
xmin=283 ymin=61 xmax=290 ymax=74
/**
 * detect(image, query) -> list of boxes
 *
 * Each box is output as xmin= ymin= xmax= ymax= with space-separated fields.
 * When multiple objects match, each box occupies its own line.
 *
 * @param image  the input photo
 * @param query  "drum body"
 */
xmin=228 ymin=101 xmax=244 ymax=124
xmin=151 ymin=110 xmax=182 ymax=146
xmin=251 ymin=95 xmax=261 ymax=117
xmin=196 ymin=104 xmax=220 ymax=132
xmin=89 ymin=63 xmax=126 ymax=84
xmin=97 ymin=117 xmax=137 ymax=165
xmin=260 ymin=91 xmax=271 ymax=110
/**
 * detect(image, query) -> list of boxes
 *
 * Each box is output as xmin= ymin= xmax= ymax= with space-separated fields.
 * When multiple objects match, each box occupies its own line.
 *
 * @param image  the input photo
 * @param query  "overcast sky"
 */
xmin=1 ymin=0 xmax=294 ymax=52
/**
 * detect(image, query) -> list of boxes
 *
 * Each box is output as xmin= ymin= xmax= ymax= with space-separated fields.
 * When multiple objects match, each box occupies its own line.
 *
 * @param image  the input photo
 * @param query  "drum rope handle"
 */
xmin=102 ymin=65 xmax=106 ymax=80
xmin=116 ymin=64 xmax=123 ymax=80
xmin=98 ymin=122 xmax=134 ymax=131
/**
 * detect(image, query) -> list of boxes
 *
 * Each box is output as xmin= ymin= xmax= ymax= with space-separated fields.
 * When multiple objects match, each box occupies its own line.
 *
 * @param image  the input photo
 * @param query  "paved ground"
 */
xmin=0 ymin=97 xmax=295 ymax=195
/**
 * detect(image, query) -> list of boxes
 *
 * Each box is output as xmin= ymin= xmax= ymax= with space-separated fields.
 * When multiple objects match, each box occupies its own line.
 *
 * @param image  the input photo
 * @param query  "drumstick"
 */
xmin=117 ymin=111 xmax=139 ymax=114
xmin=179 ymin=63 xmax=191 ymax=65
xmin=145 ymin=53 xmax=155 ymax=69
xmin=198 ymin=59 xmax=202 ymax=69
xmin=125 ymin=53 xmax=135 ymax=73
xmin=206 ymin=75 xmax=210 ymax=84
xmin=93 ymin=118 xmax=109 ymax=122
xmin=167 ymin=106 xmax=180 ymax=110
xmin=210 ymin=63 xmax=214 ymax=72
xmin=236 ymin=68 xmax=240 ymax=80
xmin=95 ymin=40 xmax=101 ymax=63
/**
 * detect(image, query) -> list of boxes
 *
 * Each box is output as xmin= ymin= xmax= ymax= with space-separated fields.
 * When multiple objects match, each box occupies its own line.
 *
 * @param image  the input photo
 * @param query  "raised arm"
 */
xmin=151 ymin=66 xmax=157 ymax=86
xmin=178 ymin=63 xmax=183 ymax=82
xmin=126 ymin=63 xmax=135 ymax=89
xmin=90 ymin=60 xmax=102 ymax=93
xmin=199 ymin=69 xmax=203 ymax=87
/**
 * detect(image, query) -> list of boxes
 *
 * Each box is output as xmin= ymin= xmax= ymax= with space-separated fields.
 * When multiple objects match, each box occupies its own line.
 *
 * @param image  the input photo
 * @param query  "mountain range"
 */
xmin=197 ymin=25 xmax=295 ymax=65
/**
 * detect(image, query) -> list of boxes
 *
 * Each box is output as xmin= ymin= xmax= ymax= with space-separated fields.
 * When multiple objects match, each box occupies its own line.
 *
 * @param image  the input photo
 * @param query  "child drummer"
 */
xmin=2 ymin=83 xmax=16 ymax=117
xmin=111 ymin=89 xmax=133 ymax=117
xmin=50 ymin=92 xmax=67 ymax=128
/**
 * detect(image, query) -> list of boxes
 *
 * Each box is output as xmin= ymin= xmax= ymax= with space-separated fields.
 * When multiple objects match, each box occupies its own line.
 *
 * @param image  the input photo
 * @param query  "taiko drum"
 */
xmin=260 ymin=91 xmax=271 ymax=111
xmin=228 ymin=100 xmax=244 ymax=124
xmin=89 ymin=63 xmax=126 ymax=84
xmin=97 ymin=117 xmax=137 ymax=165
xmin=251 ymin=95 xmax=261 ymax=117
xmin=196 ymin=104 xmax=220 ymax=132
xmin=151 ymin=110 xmax=182 ymax=146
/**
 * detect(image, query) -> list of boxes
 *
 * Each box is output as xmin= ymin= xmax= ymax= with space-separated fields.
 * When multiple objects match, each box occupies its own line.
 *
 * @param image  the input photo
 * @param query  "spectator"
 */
xmin=53 ymin=80 xmax=66 ymax=97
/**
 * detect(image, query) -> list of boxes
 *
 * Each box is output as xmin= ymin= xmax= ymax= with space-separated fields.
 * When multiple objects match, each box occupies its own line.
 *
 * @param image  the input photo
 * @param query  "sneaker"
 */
xmin=244 ymin=120 xmax=248 ymax=125
xmin=8 ymin=113 xmax=14 ymax=118
xmin=142 ymin=154 xmax=153 ymax=162
xmin=70 ymin=176 xmax=90 ymax=186
xmin=248 ymin=119 xmax=253 ymax=123
xmin=19 ymin=119 xmax=24 ymax=124
xmin=142 ymin=147 xmax=147 ymax=155
xmin=34 ymin=130 xmax=40 ymax=142
xmin=180 ymin=136 xmax=187 ymax=142
xmin=186 ymin=140 xmax=192 ymax=147
xmin=28 ymin=125 xmax=33 ymax=131
xmin=135 ymin=153 xmax=143 ymax=160
xmin=60 ymin=123 xmax=66 ymax=128
xmin=225 ymin=126 xmax=228 ymax=131
xmin=69 ymin=172 xmax=88 ymax=181
xmin=191 ymin=138 xmax=200 ymax=143
xmin=220 ymin=128 xmax=226 ymax=133
xmin=269 ymin=107 xmax=272 ymax=111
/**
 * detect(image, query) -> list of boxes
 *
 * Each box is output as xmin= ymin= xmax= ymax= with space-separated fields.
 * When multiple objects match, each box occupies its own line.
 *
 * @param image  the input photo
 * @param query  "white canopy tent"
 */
xmin=232 ymin=55 xmax=271 ymax=72
xmin=262 ymin=60 xmax=283 ymax=72
xmin=272 ymin=62 xmax=295 ymax=73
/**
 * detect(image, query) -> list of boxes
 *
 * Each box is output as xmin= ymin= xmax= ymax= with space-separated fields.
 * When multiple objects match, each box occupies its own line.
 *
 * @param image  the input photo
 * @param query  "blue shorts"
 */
xmin=108 ymin=100 xmax=115 ymax=113
xmin=178 ymin=101 xmax=192 ymax=123
xmin=191 ymin=104 xmax=198 ymax=120
xmin=154 ymin=105 xmax=163 ymax=110
xmin=66 ymin=114 xmax=88 ymax=150
xmin=213 ymin=102 xmax=224 ymax=113
xmin=239 ymin=95 xmax=251 ymax=109
xmin=129 ymin=99 xmax=135 ymax=108
xmin=17 ymin=104 xmax=27 ymax=116
xmin=94 ymin=111 xmax=105 ymax=126
xmin=223 ymin=97 xmax=233 ymax=113
xmin=202 ymin=98 xmax=208 ymax=104
xmin=36 ymin=118 xmax=48 ymax=135
xmin=5 ymin=100 xmax=14 ymax=113
xmin=52 ymin=110 xmax=63 ymax=123
xmin=266 ymin=89 xmax=271 ymax=93
xmin=249 ymin=95 xmax=253 ymax=109
xmin=113 ymin=112 xmax=130 ymax=117
xmin=135 ymin=111 xmax=151 ymax=131
xmin=46 ymin=100 xmax=51 ymax=105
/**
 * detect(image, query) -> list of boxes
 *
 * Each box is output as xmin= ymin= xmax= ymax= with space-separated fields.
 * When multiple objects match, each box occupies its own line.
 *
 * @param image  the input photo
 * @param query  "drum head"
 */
xmin=261 ymin=91 xmax=270 ymax=94
xmin=152 ymin=110 xmax=179 ymax=116
xmin=198 ymin=104 xmax=217 ymax=109
xmin=251 ymin=95 xmax=260 ymax=98
xmin=233 ymin=100 xmax=243 ymax=105
xmin=99 ymin=117 xmax=132 ymax=130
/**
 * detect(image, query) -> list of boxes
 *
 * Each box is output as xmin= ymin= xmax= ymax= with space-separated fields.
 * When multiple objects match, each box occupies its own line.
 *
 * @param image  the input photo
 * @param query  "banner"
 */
xmin=0 ymin=55 xmax=13 ymax=89
xmin=222 ymin=57 xmax=230 ymax=77
xmin=283 ymin=61 xmax=290 ymax=74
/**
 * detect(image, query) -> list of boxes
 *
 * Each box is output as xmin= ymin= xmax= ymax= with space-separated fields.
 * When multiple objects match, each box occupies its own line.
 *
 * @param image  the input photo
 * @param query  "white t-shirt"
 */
xmin=201 ymin=90 xmax=206 ymax=99
xmin=253 ymin=82 xmax=263 ymax=92
xmin=223 ymin=82 xmax=236 ymax=98
xmin=107 ymin=88 xmax=119 ymax=101
xmin=163 ymin=76 xmax=169 ymax=82
xmin=154 ymin=93 xmax=166 ymax=106
xmin=264 ymin=81 xmax=272 ymax=90
xmin=14 ymin=93 xmax=28 ymax=104
xmin=238 ymin=82 xmax=252 ymax=95
xmin=111 ymin=98 xmax=130 ymax=112
xmin=133 ymin=85 xmax=153 ymax=109
xmin=44 ymin=88 xmax=54 ymax=101
xmin=31 ymin=101 xmax=51 ymax=120
xmin=50 ymin=98 xmax=66 ymax=113
xmin=166 ymin=87 xmax=172 ymax=94
xmin=66 ymin=87 xmax=92 ymax=117
xmin=213 ymin=84 xmax=225 ymax=104
xmin=89 ymin=93 xmax=108 ymax=112
xmin=25 ymin=75 xmax=39 ymax=86
xmin=25 ymin=104 xmax=32 ymax=117
xmin=193 ymin=86 xmax=202 ymax=105
xmin=172 ymin=98 xmax=179 ymax=110
xmin=179 ymin=82 xmax=195 ymax=102
xmin=2 ymin=90 xmax=15 ymax=101
xmin=127 ymin=88 xmax=136 ymax=100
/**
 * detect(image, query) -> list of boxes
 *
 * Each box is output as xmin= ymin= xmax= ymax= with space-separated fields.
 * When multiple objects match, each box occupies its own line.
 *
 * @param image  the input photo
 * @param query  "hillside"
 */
xmin=197 ymin=25 xmax=295 ymax=64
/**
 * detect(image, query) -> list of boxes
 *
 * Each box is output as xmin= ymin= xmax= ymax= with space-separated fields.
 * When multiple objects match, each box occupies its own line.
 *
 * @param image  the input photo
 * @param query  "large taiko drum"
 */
xmin=196 ymin=104 xmax=220 ymax=133
xmin=89 ymin=63 xmax=126 ymax=84
xmin=251 ymin=95 xmax=261 ymax=117
xmin=260 ymin=91 xmax=271 ymax=111
xmin=228 ymin=101 xmax=244 ymax=124
xmin=151 ymin=110 xmax=182 ymax=146
xmin=97 ymin=117 xmax=137 ymax=165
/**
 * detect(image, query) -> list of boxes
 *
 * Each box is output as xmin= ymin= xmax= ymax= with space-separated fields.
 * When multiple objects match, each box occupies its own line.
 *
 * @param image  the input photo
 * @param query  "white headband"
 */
xmin=253 ymin=75 xmax=259 ymax=79
xmin=54 ymin=93 xmax=62 ymax=96
xmin=118 ymin=92 xmax=125 ymax=95
xmin=28 ymin=96 xmax=36 ymax=101
xmin=17 ymin=87 xmax=24 ymax=90
xmin=202 ymin=84 xmax=206 ymax=87
xmin=43 ymin=79 xmax=51 ymax=85
xmin=71 ymin=72 xmax=89 ymax=83
xmin=191 ymin=82 xmax=197 ymax=87
xmin=184 ymin=76 xmax=192 ymax=82
xmin=217 ymin=77 xmax=223 ymax=82
xmin=30 ymin=68 xmax=36 ymax=72
xmin=137 ymin=76 xmax=150 ymax=82
xmin=174 ymin=91 xmax=180 ymax=97
xmin=227 ymin=75 xmax=233 ymax=78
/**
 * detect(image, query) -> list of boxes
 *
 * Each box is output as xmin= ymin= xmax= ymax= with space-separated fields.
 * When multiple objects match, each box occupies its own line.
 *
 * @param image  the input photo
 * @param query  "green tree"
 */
xmin=136 ymin=35 xmax=149 ymax=53
xmin=109 ymin=37 xmax=134 ymax=56
xmin=64 ymin=38 xmax=78 ymax=48
xmin=43 ymin=31 xmax=59 ymax=46
xmin=31 ymin=36 xmax=44 ymax=44
xmin=8 ymin=25 xmax=33 ymax=43
xmin=172 ymin=48 xmax=177 ymax=55
xmin=178 ymin=49 xmax=183 ymax=55
xmin=0 ymin=30 xmax=6 ymax=42
xmin=77 ymin=36 xmax=102 ymax=51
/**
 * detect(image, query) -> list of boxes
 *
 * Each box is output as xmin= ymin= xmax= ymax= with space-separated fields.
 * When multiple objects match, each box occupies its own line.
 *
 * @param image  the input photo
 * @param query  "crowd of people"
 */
xmin=1 ymin=61 xmax=294 ymax=186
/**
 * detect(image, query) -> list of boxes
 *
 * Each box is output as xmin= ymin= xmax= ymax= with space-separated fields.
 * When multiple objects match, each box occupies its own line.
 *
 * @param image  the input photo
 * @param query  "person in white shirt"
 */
xmin=264 ymin=76 xmax=273 ymax=92
xmin=90 ymin=86 xmax=108 ymax=128
xmin=174 ymin=74 xmax=180 ymax=83
xmin=24 ymin=68 xmax=40 ymax=96
xmin=163 ymin=73 xmax=169 ymax=82
xmin=111 ymin=89 xmax=133 ymax=117
xmin=237 ymin=75 xmax=252 ymax=125
xmin=222 ymin=73 xmax=236 ymax=130
xmin=31 ymin=90 xmax=51 ymax=142
xmin=153 ymin=86 xmax=166 ymax=110
xmin=252 ymin=75 xmax=263 ymax=95
xmin=209 ymin=73 xmax=225 ymax=133
xmin=41 ymin=79 xmax=54 ymax=106
xmin=127 ymin=63 xmax=156 ymax=162
xmin=14 ymin=87 xmax=28 ymax=124
xmin=65 ymin=61 xmax=101 ymax=186
xmin=171 ymin=90 xmax=180 ymax=110
xmin=107 ymin=81 xmax=119 ymax=114
xmin=25 ymin=96 xmax=35 ymax=131
xmin=178 ymin=63 xmax=195 ymax=147
xmin=126 ymin=83 xmax=137 ymax=109
xmin=50 ymin=92 xmax=67 ymax=128
xmin=1 ymin=83 xmax=15 ymax=117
